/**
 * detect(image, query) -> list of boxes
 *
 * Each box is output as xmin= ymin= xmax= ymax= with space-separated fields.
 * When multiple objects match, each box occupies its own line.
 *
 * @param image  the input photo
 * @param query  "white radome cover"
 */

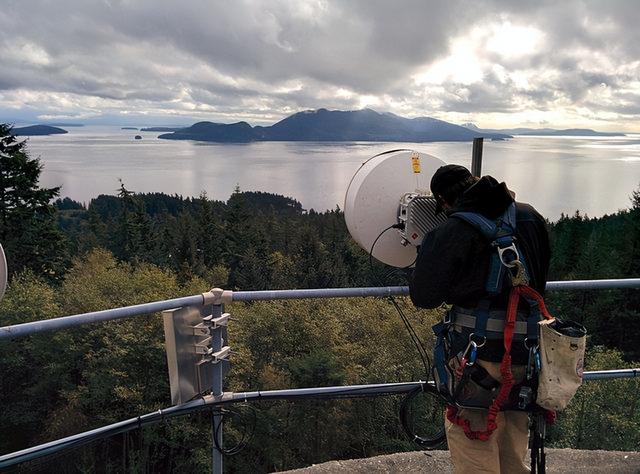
xmin=344 ymin=150 xmax=446 ymax=267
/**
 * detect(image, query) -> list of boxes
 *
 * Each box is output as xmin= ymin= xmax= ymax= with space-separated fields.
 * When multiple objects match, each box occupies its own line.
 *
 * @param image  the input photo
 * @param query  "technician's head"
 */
xmin=430 ymin=164 xmax=477 ymax=212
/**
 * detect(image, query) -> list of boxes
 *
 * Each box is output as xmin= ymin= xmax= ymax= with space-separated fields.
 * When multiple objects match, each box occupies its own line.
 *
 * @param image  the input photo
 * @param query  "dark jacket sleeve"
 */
xmin=409 ymin=220 xmax=473 ymax=308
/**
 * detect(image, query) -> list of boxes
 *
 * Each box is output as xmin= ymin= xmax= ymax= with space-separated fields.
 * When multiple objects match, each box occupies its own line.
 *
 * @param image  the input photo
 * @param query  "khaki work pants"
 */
xmin=445 ymin=360 xmax=530 ymax=474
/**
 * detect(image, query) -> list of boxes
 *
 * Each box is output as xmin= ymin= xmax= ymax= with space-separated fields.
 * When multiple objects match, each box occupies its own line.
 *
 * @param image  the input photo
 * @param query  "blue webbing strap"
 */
xmin=451 ymin=210 xmax=507 ymax=296
xmin=432 ymin=321 xmax=452 ymax=397
xmin=451 ymin=212 xmax=498 ymax=241
xmin=503 ymin=202 xmax=517 ymax=232
xmin=473 ymin=299 xmax=492 ymax=340
xmin=486 ymin=251 xmax=506 ymax=295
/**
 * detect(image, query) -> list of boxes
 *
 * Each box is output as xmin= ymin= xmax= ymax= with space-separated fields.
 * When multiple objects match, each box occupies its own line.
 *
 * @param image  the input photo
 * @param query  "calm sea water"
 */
xmin=26 ymin=126 xmax=640 ymax=221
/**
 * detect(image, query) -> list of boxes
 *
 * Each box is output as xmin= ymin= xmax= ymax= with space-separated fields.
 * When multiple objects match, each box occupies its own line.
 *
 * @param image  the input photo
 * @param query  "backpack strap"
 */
xmin=451 ymin=203 xmax=528 ymax=295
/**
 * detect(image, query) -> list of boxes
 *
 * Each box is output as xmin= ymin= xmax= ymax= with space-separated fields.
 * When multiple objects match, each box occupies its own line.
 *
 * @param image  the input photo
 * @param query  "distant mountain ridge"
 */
xmin=460 ymin=123 xmax=624 ymax=137
xmin=158 ymin=109 xmax=512 ymax=143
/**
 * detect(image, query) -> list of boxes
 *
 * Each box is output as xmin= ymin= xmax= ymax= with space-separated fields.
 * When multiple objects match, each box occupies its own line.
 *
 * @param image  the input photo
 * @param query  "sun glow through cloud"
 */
xmin=413 ymin=30 xmax=486 ymax=86
xmin=486 ymin=22 xmax=543 ymax=58
xmin=413 ymin=21 xmax=544 ymax=88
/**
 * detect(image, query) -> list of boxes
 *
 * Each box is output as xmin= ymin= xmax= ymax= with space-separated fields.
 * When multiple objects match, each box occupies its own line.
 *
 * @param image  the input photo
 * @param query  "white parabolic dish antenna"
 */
xmin=344 ymin=150 xmax=447 ymax=268
xmin=0 ymin=244 xmax=7 ymax=302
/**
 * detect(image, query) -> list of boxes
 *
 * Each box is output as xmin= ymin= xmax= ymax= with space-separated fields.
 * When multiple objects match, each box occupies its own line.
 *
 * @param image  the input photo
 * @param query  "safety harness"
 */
xmin=431 ymin=202 xmax=555 ymax=470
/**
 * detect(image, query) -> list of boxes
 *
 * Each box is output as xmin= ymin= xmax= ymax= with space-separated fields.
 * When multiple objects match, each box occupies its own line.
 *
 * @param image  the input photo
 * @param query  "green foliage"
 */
xmin=54 ymin=197 xmax=85 ymax=210
xmin=0 ymin=123 xmax=67 ymax=278
xmin=0 ymin=272 xmax=63 ymax=451
xmin=52 ymin=181 xmax=370 ymax=292
xmin=1 ymin=141 xmax=640 ymax=471
xmin=0 ymin=250 xmax=212 ymax=471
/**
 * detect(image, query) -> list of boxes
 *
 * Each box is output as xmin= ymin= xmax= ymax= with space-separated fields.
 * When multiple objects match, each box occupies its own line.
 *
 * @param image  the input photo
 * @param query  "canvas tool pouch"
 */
xmin=536 ymin=318 xmax=587 ymax=411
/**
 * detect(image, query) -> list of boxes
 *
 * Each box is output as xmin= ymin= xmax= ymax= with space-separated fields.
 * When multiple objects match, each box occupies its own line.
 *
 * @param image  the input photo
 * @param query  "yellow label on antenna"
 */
xmin=411 ymin=153 xmax=421 ymax=173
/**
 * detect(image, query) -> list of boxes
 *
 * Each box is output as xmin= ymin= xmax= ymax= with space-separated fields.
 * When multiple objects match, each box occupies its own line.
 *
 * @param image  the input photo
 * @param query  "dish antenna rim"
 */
xmin=0 ymin=244 xmax=7 ymax=302
xmin=344 ymin=149 xmax=447 ymax=268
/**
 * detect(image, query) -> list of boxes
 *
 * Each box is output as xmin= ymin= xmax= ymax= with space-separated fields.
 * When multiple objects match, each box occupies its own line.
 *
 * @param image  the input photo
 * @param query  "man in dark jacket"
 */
xmin=409 ymin=164 xmax=550 ymax=474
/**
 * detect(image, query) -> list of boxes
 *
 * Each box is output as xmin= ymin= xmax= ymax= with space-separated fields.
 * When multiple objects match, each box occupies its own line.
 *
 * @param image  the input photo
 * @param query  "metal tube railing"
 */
xmin=545 ymin=278 xmax=640 ymax=291
xmin=2 ymin=369 xmax=637 ymax=469
xmin=582 ymin=368 xmax=639 ymax=380
xmin=0 ymin=396 xmax=211 ymax=468
xmin=2 ymin=278 xmax=640 ymax=340
xmin=0 ymin=293 xmax=207 ymax=339
xmin=230 ymin=285 xmax=407 ymax=302
xmin=0 ymin=382 xmax=426 ymax=468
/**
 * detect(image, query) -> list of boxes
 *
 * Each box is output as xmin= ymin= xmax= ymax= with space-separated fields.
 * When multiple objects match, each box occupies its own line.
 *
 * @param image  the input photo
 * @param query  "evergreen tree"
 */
xmin=172 ymin=212 xmax=204 ymax=282
xmin=114 ymin=181 xmax=155 ymax=262
xmin=0 ymin=123 xmax=66 ymax=278
xmin=194 ymin=191 xmax=224 ymax=268
xmin=224 ymin=186 xmax=253 ymax=287
xmin=86 ymin=204 xmax=108 ymax=248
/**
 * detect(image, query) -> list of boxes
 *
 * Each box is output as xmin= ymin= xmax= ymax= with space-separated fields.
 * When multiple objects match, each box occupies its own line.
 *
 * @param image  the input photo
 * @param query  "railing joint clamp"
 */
xmin=203 ymin=288 xmax=233 ymax=306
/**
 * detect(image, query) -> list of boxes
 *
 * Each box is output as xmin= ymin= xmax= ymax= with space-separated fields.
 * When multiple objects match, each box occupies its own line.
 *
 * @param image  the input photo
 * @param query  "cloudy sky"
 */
xmin=1 ymin=0 xmax=639 ymax=131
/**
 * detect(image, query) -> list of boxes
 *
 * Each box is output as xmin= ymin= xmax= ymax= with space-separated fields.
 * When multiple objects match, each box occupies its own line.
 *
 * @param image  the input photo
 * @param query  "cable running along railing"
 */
xmin=1 ymin=277 xmax=639 ymax=473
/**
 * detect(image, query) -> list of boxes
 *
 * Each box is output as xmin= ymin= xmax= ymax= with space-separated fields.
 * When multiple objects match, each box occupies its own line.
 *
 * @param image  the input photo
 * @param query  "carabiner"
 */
xmin=526 ymin=345 xmax=536 ymax=380
xmin=498 ymin=243 xmax=520 ymax=268
xmin=461 ymin=339 xmax=479 ymax=367
xmin=468 ymin=341 xmax=478 ymax=365
xmin=468 ymin=332 xmax=487 ymax=348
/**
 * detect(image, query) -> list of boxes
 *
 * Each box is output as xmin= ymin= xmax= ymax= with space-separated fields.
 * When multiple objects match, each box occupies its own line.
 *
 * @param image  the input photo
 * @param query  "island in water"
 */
xmin=13 ymin=125 xmax=68 ymax=136
xmin=460 ymin=123 xmax=625 ymax=137
xmin=121 ymin=127 xmax=138 ymax=130
xmin=157 ymin=108 xmax=513 ymax=143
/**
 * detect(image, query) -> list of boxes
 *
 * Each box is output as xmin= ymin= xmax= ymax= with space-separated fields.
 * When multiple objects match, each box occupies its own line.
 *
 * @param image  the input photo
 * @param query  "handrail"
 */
xmin=1 ymin=278 xmax=640 ymax=340
xmin=2 ymin=369 xmax=638 ymax=469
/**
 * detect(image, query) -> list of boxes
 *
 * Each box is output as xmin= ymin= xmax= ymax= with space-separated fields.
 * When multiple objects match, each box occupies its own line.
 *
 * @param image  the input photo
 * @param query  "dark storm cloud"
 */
xmin=0 ymin=0 xmax=639 ymax=127
xmin=1 ymin=1 xmax=464 ymax=92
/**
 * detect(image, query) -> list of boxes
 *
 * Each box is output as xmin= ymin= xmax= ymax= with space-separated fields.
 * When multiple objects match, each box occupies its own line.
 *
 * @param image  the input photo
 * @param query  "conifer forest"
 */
xmin=1 ymin=124 xmax=639 ymax=473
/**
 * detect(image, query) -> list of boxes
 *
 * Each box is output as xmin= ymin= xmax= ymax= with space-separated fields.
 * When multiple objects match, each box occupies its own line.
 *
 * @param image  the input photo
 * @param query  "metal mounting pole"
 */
xmin=211 ymin=301 xmax=224 ymax=474
xmin=471 ymin=137 xmax=484 ymax=177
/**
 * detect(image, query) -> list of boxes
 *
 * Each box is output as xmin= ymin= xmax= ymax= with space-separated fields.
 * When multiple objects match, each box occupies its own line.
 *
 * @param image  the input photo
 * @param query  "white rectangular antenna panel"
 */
xmin=163 ymin=305 xmax=215 ymax=405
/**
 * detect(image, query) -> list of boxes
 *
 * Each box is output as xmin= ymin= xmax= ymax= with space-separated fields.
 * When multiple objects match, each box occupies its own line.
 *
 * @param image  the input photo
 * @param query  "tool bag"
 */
xmin=536 ymin=318 xmax=586 ymax=411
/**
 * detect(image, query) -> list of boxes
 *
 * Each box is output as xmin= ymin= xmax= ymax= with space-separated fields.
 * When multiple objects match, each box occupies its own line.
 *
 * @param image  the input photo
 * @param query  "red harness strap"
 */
xmin=446 ymin=285 xmax=554 ymax=441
